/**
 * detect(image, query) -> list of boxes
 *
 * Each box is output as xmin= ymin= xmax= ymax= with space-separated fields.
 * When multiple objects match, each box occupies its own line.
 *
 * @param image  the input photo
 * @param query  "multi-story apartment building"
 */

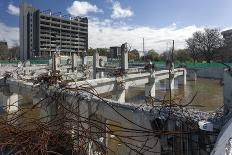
xmin=110 ymin=46 xmax=121 ymax=59
xmin=20 ymin=3 xmax=88 ymax=60
xmin=0 ymin=41 xmax=8 ymax=59
xmin=221 ymin=29 xmax=232 ymax=48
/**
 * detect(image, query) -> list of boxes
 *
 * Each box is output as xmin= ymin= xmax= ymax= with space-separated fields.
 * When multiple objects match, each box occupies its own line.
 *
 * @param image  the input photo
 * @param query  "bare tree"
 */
xmin=186 ymin=28 xmax=224 ymax=63
xmin=186 ymin=38 xmax=199 ymax=64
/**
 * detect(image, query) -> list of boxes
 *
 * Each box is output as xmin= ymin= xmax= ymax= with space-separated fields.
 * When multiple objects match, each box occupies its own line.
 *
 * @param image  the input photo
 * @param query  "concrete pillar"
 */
xmin=52 ymin=52 xmax=60 ymax=71
xmin=112 ymin=77 xmax=126 ymax=102
xmin=99 ymin=72 xmax=104 ymax=78
xmin=0 ymin=92 xmax=19 ymax=113
xmin=81 ymin=51 xmax=87 ymax=65
xmin=23 ymin=60 xmax=31 ymax=67
xmin=183 ymin=69 xmax=187 ymax=85
xmin=93 ymin=50 xmax=99 ymax=79
xmin=145 ymin=72 xmax=156 ymax=97
xmin=178 ymin=69 xmax=187 ymax=85
xmin=17 ymin=61 xmax=22 ymax=67
xmin=97 ymin=58 xmax=104 ymax=78
xmin=72 ymin=53 xmax=78 ymax=72
xmin=49 ymin=58 xmax=52 ymax=67
xmin=112 ymin=89 xmax=126 ymax=103
xmin=121 ymin=43 xmax=128 ymax=71
xmin=223 ymin=69 xmax=232 ymax=115
xmin=188 ymin=71 xmax=197 ymax=81
xmin=166 ymin=78 xmax=175 ymax=90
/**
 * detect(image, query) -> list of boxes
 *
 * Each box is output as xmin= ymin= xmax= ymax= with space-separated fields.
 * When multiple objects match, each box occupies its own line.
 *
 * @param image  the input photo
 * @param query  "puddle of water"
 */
xmin=125 ymin=78 xmax=223 ymax=112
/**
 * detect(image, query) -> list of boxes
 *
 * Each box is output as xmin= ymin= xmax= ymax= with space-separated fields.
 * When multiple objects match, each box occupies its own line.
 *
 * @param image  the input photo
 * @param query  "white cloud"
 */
xmin=0 ymin=22 xmax=19 ymax=47
xmin=0 ymin=19 xmax=203 ymax=52
xmin=67 ymin=1 xmax=102 ymax=16
xmin=7 ymin=4 xmax=20 ymax=16
xmin=111 ymin=1 xmax=133 ymax=19
xmin=89 ymin=18 xmax=203 ymax=52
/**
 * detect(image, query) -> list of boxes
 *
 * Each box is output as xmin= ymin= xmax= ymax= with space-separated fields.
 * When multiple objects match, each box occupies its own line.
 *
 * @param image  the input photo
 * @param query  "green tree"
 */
xmin=159 ymin=51 xmax=169 ymax=61
xmin=97 ymin=48 xmax=109 ymax=56
xmin=186 ymin=38 xmax=199 ymax=64
xmin=145 ymin=50 xmax=159 ymax=61
xmin=87 ymin=47 xmax=94 ymax=56
xmin=129 ymin=49 xmax=140 ymax=60
xmin=87 ymin=48 xmax=109 ymax=56
xmin=174 ymin=49 xmax=191 ymax=63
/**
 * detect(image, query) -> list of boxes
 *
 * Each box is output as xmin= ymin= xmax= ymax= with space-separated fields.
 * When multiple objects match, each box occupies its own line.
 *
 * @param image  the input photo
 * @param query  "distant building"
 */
xmin=0 ymin=41 xmax=8 ymax=49
xmin=0 ymin=41 xmax=8 ymax=59
xmin=110 ymin=46 xmax=121 ymax=59
xmin=20 ymin=3 xmax=88 ymax=60
xmin=221 ymin=29 xmax=232 ymax=48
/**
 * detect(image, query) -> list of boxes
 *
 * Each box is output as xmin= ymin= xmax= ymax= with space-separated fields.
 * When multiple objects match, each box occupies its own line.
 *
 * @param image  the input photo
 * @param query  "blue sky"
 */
xmin=0 ymin=0 xmax=231 ymax=52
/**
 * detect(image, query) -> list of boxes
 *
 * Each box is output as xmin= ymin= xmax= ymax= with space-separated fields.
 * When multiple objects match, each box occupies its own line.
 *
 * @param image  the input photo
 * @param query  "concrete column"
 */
xmin=52 ymin=52 xmax=60 ymax=71
xmin=166 ymin=78 xmax=175 ymax=90
xmin=17 ymin=61 xmax=22 ymax=67
xmin=112 ymin=77 xmax=126 ymax=102
xmin=81 ymin=51 xmax=87 ymax=65
xmin=0 ymin=92 xmax=19 ymax=113
xmin=49 ymin=58 xmax=52 ymax=67
xmin=188 ymin=71 xmax=197 ymax=81
xmin=224 ymin=69 xmax=232 ymax=115
xmin=112 ymin=89 xmax=126 ymax=103
xmin=99 ymin=72 xmax=104 ymax=78
xmin=165 ymin=63 xmax=175 ymax=90
xmin=178 ymin=69 xmax=187 ymax=85
xmin=72 ymin=53 xmax=78 ymax=72
xmin=121 ymin=43 xmax=128 ymax=71
xmin=183 ymin=69 xmax=187 ymax=85
xmin=97 ymin=58 xmax=104 ymax=78
xmin=93 ymin=50 xmax=99 ymax=79
xmin=145 ymin=72 xmax=156 ymax=97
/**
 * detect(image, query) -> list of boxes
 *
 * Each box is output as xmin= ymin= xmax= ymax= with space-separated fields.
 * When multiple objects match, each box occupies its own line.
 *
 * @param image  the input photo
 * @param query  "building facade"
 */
xmin=110 ymin=46 xmax=121 ymax=59
xmin=221 ymin=29 xmax=232 ymax=48
xmin=0 ymin=41 xmax=8 ymax=59
xmin=20 ymin=3 xmax=88 ymax=60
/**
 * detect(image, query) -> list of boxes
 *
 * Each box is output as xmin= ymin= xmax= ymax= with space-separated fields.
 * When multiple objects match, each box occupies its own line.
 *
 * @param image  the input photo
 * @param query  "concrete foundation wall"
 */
xmin=187 ymin=68 xmax=225 ymax=79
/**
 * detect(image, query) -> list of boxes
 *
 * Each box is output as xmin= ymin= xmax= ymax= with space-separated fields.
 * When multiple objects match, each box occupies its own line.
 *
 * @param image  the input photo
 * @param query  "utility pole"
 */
xmin=168 ymin=40 xmax=175 ymax=106
xmin=171 ymin=40 xmax=174 ymax=63
xmin=143 ymin=38 xmax=145 ymax=54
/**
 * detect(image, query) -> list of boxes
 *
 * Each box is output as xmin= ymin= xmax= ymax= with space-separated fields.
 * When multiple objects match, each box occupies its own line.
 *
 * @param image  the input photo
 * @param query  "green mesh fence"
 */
xmin=1 ymin=59 xmax=232 ymax=68
xmin=0 ymin=60 xmax=19 ymax=64
xmin=129 ymin=61 xmax=165 ymax=67
xmin=30 ymin=59 xmax=49 ymax=65
xmin=129 ymin=61 xmax=232 ymax=69
xmin=177 ymin=62 xmax=232 ymax=69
